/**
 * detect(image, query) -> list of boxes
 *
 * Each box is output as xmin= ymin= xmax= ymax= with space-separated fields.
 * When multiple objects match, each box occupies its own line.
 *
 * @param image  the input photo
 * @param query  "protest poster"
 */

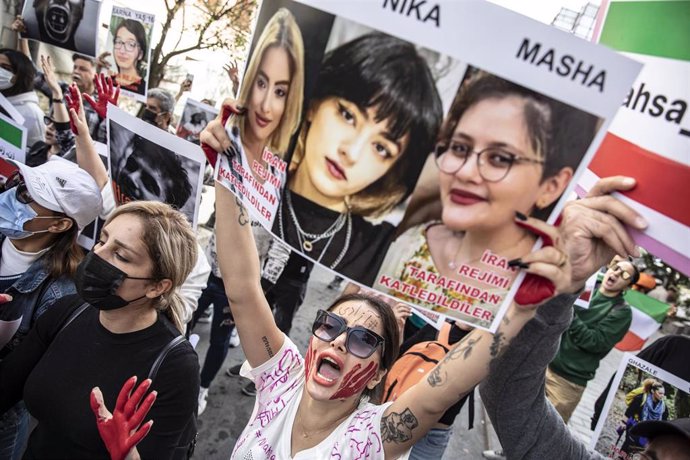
xmin=0 ymin=112 xmax=27 ymax=164
xmin=103 ymin=6 xmax=155 ymax=101
xmin=107 ymin=104 xmax=205 ymax=228
xmin=591 ymin=354 xmax=690 ymax=459
xmin=19 ymin=0 xmax=103 ymax=57
xmin=0 ymin=93 xmax=25 ymax=125
xmin=176 ymin=99 xmax=219 ymax=145
xmin=579 ymin=0 xmax=690 ymax=276
xmin=216 ymin=0 xmax=641 ymax=331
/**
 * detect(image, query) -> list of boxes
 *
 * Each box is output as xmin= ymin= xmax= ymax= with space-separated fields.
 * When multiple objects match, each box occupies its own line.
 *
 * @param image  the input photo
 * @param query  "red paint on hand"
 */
xmin=90 ymin=376 xmax=156 ymax=460
xmin=83 ymin=73 xmax=120 ymax=120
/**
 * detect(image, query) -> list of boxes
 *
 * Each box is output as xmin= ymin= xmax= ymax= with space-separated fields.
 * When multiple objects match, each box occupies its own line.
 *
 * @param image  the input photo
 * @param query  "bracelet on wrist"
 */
xmin=52 ymin=98 xmax=64 ymax=104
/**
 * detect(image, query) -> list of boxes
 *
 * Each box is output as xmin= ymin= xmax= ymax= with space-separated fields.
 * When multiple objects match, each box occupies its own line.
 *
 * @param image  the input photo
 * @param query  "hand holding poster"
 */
xmin=19 ymin=0 xmax=103 ymax=57
xmin=215 ymin=0 xmax=641 ymax=331
xmin=107 ymin=105 xmax=205 ymax=228
xmin=104 ymin=6 xmax=155 ymax=101
xmin=592 ymin=354 xmax=690 ymax=459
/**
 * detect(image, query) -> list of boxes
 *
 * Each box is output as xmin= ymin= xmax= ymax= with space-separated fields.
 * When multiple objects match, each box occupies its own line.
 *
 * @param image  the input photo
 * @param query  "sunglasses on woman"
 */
xmin=312 ymin=310 xmax=385 ymax=359
xmin=607 ymin=260 xmax=633 ymax=280
xmin=2 ymin=172 xmax=33 ymax=204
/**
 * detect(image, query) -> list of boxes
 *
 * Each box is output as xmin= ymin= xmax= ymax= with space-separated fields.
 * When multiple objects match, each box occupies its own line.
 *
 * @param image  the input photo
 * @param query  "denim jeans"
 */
xmin=0 ymin=402 xmax=29 ymax=460
xmin=408 ymin=427 xmax=452 ymax=460
xmin=192 ymin=273 xmax=234 ymax=389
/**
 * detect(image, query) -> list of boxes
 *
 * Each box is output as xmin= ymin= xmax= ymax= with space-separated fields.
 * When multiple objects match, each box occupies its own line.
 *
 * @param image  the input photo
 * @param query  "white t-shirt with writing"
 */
xmin=232 ymin=336 xmax=392 ymax=460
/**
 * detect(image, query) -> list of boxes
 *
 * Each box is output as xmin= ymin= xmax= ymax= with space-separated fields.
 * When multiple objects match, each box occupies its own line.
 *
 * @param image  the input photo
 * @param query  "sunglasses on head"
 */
xmin=312 ymin=309 xmax=385 ymax=359
xmin=2 ymin=172 xmax=33 ymax=205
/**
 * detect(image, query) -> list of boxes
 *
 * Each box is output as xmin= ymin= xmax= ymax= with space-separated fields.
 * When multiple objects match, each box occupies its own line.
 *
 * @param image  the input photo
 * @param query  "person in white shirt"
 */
xmin=210 ymin=172 xmax=573 ymax=459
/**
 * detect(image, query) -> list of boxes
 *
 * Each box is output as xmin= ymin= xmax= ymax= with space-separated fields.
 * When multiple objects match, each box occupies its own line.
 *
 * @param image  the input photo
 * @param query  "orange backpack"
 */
xmin=383 ymin=322 xmax=453 ymax=403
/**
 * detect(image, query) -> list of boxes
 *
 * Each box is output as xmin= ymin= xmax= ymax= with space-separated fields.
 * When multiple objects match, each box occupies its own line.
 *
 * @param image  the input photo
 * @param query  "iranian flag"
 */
xmin=581 ymin=0 xmax=690 ymax=276
xmin=615 ymin=289 xmax=670 ymax=351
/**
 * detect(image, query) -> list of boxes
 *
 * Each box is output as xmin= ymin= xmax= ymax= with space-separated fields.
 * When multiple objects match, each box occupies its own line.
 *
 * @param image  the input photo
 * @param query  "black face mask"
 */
xmin=141 ymin=109 xmax=159 ymax=125
xmin=76 ymin=251 xmax=153 ymax=310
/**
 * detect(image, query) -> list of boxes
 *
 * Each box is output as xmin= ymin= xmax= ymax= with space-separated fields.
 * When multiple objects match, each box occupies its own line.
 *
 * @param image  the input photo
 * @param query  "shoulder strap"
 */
xmin=148 ymin=335 xmax=186 ymax=382
xmin=437 ymin=321 xmax=453 ymax=347
xmin=55 ymin=302 xmax=90 ymax=338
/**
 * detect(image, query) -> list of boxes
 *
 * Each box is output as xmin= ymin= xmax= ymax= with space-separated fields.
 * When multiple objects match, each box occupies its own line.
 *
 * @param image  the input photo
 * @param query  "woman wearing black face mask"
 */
xmin=0 ymin=201 xmax=200 ymax=459
xmin=0 ymin=159 xmax=101 ymax=460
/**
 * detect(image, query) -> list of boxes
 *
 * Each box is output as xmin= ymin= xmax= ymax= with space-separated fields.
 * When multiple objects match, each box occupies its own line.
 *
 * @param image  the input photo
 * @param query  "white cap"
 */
xmin=9 ymin=159 xmax=102 ymax=230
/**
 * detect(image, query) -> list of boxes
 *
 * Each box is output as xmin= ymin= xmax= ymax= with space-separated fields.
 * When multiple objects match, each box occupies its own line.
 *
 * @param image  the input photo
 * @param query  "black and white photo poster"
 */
xmin=20 ymin=0 xmax=103 ymax=56
xmin=107 ymin=104 xmax=205 ymax=228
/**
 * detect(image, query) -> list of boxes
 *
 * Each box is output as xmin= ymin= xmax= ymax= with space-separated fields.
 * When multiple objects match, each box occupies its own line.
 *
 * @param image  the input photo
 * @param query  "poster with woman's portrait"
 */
xmin=219 ymin=0 xmax=641 ymax=332
xmin=104 ymin=6 xmax=155 ymax=102
xmin=373 ymin=65 xmax=602 ymax=330
xmin=591 ymin=354 xmax=690 ymax=459
xmin=107 ymin=105 xmax=205 ymax=228
xmin=176 ymin=99 xmax=218 ymax=145
xmin=214 ymin=0 xmax=336 ymax=230
xmin=20 ymin=0 xmax=103 ymax=57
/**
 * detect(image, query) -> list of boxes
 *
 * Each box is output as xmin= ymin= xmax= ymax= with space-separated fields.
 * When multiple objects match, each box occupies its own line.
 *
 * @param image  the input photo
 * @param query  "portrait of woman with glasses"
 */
xmin=110 ymin=18 xmax=148 ymax=95
xmin=374 ymin=70 xmax=599 ymax=328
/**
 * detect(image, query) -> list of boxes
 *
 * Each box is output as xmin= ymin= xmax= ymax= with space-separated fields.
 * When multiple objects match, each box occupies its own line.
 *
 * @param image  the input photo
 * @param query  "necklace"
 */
xmin=446 ymin=233 xmax=463 ymax=270
xmin=295 ymin=410 xmax=350 ymax=439
xmin=279 ymin=190 xmax=353 ymax=270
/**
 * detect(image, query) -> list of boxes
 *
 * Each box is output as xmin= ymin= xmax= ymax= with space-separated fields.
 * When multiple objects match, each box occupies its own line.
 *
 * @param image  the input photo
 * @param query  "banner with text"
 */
xmin=216 ymin=0 xmax=641 ymax=331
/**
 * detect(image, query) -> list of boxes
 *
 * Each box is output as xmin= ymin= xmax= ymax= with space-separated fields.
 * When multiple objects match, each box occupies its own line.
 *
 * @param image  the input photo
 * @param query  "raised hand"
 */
xmin=40 ymin=55 xmax=62 ymax=97
xmin=560 ymin=176 xmax=646 ymax=291
xmin=11 ymin=16 xmax=26 ymax=34
xmin=90 ymin=376 xmax=156 ymax=460
xmin=65 ymin=83 xmax=89 ymax=136
xmin=83 ymin=73 xmax=120 ymax=120
xmin=512 ymin=214 xmax=572 ymax=307
xmin=224 ymin=60 xmax=239 ymax=95
xmin=96 ymin=51 xmax=113 ymax=73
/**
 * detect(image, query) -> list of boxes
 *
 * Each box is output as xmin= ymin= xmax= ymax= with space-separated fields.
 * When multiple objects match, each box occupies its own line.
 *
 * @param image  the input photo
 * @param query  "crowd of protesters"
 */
xmin=0 ymin=9 xmax=686 ymax=460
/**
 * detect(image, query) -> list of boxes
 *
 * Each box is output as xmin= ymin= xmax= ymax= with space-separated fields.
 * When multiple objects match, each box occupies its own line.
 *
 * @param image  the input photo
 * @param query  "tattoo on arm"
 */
xmin=427 ymin=366 xmax=446 ymax=387
xmin=489 ymin=331 xmax=506 ymax=358
xmin=446 ymin=333 xmax=482 ymax=361
xmin=261 ymin=336 xmax=274 ymax=358
xmin=235 ymin=197 xmax=249 ymax=226
xmin=381 ymin=408 xmax=419 ymax=444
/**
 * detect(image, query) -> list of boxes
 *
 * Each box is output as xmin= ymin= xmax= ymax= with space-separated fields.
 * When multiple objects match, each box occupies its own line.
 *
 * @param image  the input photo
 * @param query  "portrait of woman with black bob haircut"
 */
xmin=110 ymin=18 xmax=148 ymax=95
xmin=275 ymin=31 xmax=443 ymax=285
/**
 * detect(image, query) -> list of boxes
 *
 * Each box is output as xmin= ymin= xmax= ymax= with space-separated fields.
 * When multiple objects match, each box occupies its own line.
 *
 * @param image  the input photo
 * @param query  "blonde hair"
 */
xmin=237 ymin=8 xmax=304 ymax=155
xmin=105 ymin=201 xmax=197 ymax=333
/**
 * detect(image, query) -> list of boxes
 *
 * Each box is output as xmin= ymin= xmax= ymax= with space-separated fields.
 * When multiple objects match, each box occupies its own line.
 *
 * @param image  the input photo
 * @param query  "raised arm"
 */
xmin=212 ymin=158 xmax=284 ymax=368
xmin=382 ymin=216 xmax=573 ymax=458
xmin=479 ymin=176 xmax=646 ymax=460
xmin=65 ymin=84 xmax=108 ymax=188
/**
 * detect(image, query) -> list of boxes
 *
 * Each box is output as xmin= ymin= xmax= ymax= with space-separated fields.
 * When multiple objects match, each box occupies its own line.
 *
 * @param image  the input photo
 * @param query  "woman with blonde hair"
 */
xmin=0 ymin=200 xmax=200 ymax=458
xmin=210 ymin=7 xmax=305 ymax=225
